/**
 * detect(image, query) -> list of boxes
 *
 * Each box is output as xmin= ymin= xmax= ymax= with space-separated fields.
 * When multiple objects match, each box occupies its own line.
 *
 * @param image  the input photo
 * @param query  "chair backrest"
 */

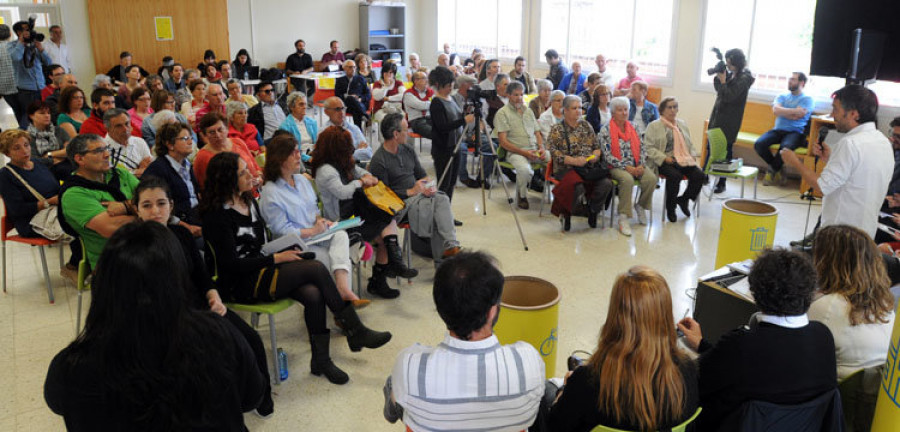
xmin=705 ymin=128 xmax=728 ymax=172
xmin=839 ymin=364 xmax=883 ymax=432
xmin=77 ymin=237 xmax=90 ymax=291
xmin=588 ymin=407 xmax=703 ymax=432
xmin=205 ymin=240 xmax=219 ymax=282
xmin=720 ymin=388 xmax=843 ymax=432
xmin=0 ymin=199 xmax=12 ymax=240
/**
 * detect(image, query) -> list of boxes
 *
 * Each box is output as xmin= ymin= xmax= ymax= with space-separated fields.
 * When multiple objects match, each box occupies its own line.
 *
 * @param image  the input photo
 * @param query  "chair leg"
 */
xmin=753 ymin=176 xmax=758 ymax=199
xmin=2 ymin=241 xmax=6 ymax=294
xmin=740 ymin=178 xmax=745 ymax=198
xmin=38 ymin=246 xmax=54 ymax=304
xmin=268 ymin=314 xmax=280 ymax=386
xmin=58 ymin=243 xmax=64 ymax=269
xmin=404 ymin=229 xmax=412 ymax=284
xmin=76 ymin=290 xmax=83 ymax=335
xmin=661 ymin=182 xmax=668 ymax=224
xmin=251 ymin=312 xmax=260 ymax=329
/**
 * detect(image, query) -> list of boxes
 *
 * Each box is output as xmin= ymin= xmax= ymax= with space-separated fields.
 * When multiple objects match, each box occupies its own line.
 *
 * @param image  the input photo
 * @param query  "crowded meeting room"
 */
xmin=3 ymin=0 xmax=900 ymax=430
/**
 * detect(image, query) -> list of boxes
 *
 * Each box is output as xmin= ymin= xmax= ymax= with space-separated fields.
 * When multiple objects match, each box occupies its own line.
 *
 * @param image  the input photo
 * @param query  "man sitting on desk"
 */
xmin=247 ymin=81 xmax=286 ymax=143
xmin=285 ymin=39 xmax=314 ymax=95
xmin=335 ymin=60 xmax=371 ymax=128
xmin=781 ymin=85 xmax=893 ymax=240
xmin=321 ymin=40 xmax=345 ymax=70
xmin=322 ymin=97 xmax=372 ymax=162
xmin=754 ymin=72 xmax=814 ymax=186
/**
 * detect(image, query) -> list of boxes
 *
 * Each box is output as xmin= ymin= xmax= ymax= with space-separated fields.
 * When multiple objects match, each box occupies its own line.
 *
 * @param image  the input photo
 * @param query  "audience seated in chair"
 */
xmin=59 ymin=134 xmax=139 ymax=269
xmin=322 ymin=97 xmax=372 ymax=162
xmin=164 ymin=63 xmax=186 ymax=93
xmin=56 ymin=86 xmax=90 ymax=138
xmin=627 ymin=80 xmax=659 ymax=136
xmin=285 ymin=39 xmax=314 ymax=94
xmin=116 ymin=65 xmax=145 ymax=109
xmin=372 ymin=61 xmax=404 ymax=125
xmin=106 ymin=51 xmax=148 ymax=88
xmin=538 ymin=89 xmax=565 ymax=140
xmin=678 ymin=248 xmax=838 ymax=431
xmin=601 ymin=96 xmax=656 ymax=236
xmin=383 ymin=251 xmax=545 ymax=432
xmin=550 ymin=266 xmax=698 ymax=431
xmin=546 ymin=95 xmax=613 ymax=230
xmin=367 ymin=113 xmax=463 ymax=265
xmin=321 ymin=40 xmax=345 ymax=70
xmin=131 ymin=178 xmax=274 ymax=417
xmin=614 ymin=61 xmax=643 ymax=97
xmin=259 ymin=135 xmax=368 ymax=308
xmin=485 ymin=73 xmax=510 ymax=128
xmin=509 ymin=55 xmax=537 ymax=94
xmin=754 ymin=72 xmax=814 ymax=186
xmin=643 ymin=97 xmax=704 ymax=222
xmin=25 ymin=100 xmax=71 ymax=180
xmin=226 ymin=79 xmax=258 ymax=108
xmin=558 ymin=61 xmax=586 ymax=95
xmin=493 ymin=81 xmax=548 ymax=210
xmin=335 ymin=59 xmax=371 ymax=128
xmin=403 ymin=71 xmax=434 ymax=140
xmin=192 ymin=112 xmax=260 ymax=188
xmin=226 ymin=100 xmax=262 ymax=154
xmin=0 ymin=129 xmax=80 ymax=270
xmin=127 ymin=87 xmax=153 ymax=137
xmin=103 ymin=108 xmax=152 ymax=177
xmin=180 ymin=79 xmax=207 ymax=130
xmin=530 ymin=79 xmax=554 ymax=120
xmin=44 ymin=222 xmax=266 ymax=430
xmin=277 ymin=92 xmax=317 ymax=158
xmin=141 ymin=90 xmax=192 ymax=149
xmin=578 ymin=72 xmax=602 ymax=111
xmin=248 ymin=81 xmax=287 ymax=143
xmin=309 ymin=126 xmax=417 ymax=299
xmin=174 ymin=68 xmax=200 ymax=108
xmin=810 ymin=225 xmax=895 ymax=380
xmin=586 ymin=84 xmax=612 ymax=133
xmin=142 ymin=122 xmax=202 ymax=232
xmin=79 ymin=87 xmax=116 ymax=137
xmin=194 ymin=83 xmax=227 ymax=134
xmin=200 ymin=151 xmax=391 ymax=386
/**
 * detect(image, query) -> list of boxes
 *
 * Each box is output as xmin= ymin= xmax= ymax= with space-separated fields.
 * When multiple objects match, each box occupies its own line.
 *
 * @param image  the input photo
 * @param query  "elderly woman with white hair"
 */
xmin=405 ymin=52 xmax=425 ymax=82
xmin=225 ymin=100 xmax=263 ymax=154
xmin=91 ymin=74 xmax=113 ymax=91
xmin=538 ymin=90 xmax=565 ymax=139
xmin=278 ymin=91 xmax=318 ymax=157
xmin=529 ymin=79 xmax=554 ymax=119
xmin=600 ymin=96 xmax=656 ymax=236
xmin=643 ymin=97 xmax=703 ymax=222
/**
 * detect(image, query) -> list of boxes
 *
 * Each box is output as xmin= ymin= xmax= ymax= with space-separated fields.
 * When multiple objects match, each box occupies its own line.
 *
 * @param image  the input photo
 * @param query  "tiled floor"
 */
xmin=0 ymin=98 xmax=823 ymax=430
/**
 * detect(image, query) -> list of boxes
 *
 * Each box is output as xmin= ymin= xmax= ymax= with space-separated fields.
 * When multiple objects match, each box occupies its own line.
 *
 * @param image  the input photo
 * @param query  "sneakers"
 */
xmin=634 ymin=203 xmax=648 ymax=225
xmin=442 ymin=246 xmax=462 ymax=258
xmin=618 ymin=217 xmax=632 ymax=236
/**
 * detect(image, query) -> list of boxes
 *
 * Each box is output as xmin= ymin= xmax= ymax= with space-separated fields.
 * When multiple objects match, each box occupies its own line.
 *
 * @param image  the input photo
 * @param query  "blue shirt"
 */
xmin=258 ymin=174 xmax=319 ymax=239
xmin=774 ymin=92 xmax=814 ymax=134
xmin=8 ymin=42 xmax=52 ymax=91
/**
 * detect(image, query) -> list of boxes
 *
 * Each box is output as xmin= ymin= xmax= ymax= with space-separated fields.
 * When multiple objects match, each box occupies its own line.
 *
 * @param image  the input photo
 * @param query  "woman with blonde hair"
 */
xmin=550 ymin=266 xmax=698 ymax=431
xmin=810 ymin=224 xmax=896 ymax=380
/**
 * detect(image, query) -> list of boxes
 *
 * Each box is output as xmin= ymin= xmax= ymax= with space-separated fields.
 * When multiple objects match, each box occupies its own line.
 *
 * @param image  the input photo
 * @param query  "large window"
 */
xmin=539 ymin=0 xmax=677 ymax=80
xmin=699 ymin=0 xmax=900 ymax=105
xmin=437 ymin=0 xmax=522 ymax=60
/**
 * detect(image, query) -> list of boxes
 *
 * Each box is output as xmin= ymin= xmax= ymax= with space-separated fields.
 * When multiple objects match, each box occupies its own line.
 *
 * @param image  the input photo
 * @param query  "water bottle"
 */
xmin=277 ymin=347 xmax=289 ymax=381
xmin=244 ymin=70 xmax=249 ymax=80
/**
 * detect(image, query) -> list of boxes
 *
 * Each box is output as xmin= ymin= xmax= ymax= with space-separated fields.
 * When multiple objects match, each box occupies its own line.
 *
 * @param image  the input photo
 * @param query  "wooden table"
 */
xmin=803 ymin=115 xmax=836 ymax=197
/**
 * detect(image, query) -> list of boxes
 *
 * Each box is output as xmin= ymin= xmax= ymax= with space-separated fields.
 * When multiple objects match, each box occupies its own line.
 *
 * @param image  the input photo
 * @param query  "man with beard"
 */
xmin=285 ymin=39 xmax=314 ymax=95
xmin=754 ymin=72 xmax=814 ymax=186
xmin=79 ymin=88 xmax=117 ymax=136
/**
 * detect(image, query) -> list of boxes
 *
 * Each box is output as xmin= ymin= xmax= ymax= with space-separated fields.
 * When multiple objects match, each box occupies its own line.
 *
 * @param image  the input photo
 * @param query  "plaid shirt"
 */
xmin=0 ymin=42 xmax=17 ymax=95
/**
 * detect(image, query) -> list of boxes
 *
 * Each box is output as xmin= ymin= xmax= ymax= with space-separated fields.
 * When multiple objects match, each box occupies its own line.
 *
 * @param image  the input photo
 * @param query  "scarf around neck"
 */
xmin=609 ymin=120 xmax=641 ymax=165
xmin=660 ymin=117 xmax=696 ymax=167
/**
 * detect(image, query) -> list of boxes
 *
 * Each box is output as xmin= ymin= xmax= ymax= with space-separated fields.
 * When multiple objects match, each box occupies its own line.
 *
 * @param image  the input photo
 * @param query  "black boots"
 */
xmin=310 ymin=332 xmax=349 ymax=385
xmin=367 ymin=264 xmax=400 ymax=298
xmin=336 ymin=303 xmax=392 ymax=352
xmin=383 ymin=235 xmax=418 ymax=279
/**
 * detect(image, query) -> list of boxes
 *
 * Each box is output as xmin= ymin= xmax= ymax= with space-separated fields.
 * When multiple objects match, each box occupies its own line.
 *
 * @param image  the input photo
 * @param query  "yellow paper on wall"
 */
xmin=155 ymin=17 xmax=173 ymax=41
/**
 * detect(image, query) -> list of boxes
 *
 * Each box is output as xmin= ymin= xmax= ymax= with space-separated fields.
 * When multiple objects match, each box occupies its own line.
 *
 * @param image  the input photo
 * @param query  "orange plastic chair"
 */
xmin=539 ymin=158 xmax=560 ymax=217
xmin=1 ymin=200 xmax=64 ymax=303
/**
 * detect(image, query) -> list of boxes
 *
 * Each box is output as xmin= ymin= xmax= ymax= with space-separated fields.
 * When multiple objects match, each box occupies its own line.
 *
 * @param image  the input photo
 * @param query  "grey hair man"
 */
xmin=492 ymin=80 xmax=548 ymax=209
xmin=103 ymin=108 xmax=152 ymax=176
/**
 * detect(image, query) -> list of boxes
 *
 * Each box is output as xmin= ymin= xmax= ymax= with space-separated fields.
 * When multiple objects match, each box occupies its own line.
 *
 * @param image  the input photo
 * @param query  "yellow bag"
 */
xmin=364 ymin=181 xmax=405 ymax=215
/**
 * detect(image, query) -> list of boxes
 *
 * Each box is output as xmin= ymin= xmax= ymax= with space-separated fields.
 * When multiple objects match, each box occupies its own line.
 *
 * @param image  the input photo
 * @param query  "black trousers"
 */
xmin=658 ymin=162 xmax=704 ymax=209
xmin=254 ymin=260 xmax=345 ymax=335
xmin=343 ymin=96 xmax=368 ymax=129
xmin=433 ymin=150 xmax=459 ymax=201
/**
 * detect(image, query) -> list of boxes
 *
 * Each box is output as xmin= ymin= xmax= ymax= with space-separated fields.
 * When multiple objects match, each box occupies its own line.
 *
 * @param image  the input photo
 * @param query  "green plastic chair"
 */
xmin=839 ymin=365 xmax=882 ymax=432
xmin=75 ymin=238 xmax=90 ymax=335
xmin=207 ymin=241 xmax=294 ymax=386
xmin=489 ymin=146 xmax=546 ymax=202
xmin=589 ymin=407 xmax=702 ymax=432
xmin=705 ymin=128 xmax=759 ymax=200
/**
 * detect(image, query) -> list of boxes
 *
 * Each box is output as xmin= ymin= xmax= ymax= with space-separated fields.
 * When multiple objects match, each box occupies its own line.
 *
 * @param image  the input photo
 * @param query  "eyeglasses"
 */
xmin=260 ymin=89 xmax=274 ymax=94
xmin=175 ymin=136 xmax=192 ymax=142
xmin=80 ymin=145 xmax=109 ymax=155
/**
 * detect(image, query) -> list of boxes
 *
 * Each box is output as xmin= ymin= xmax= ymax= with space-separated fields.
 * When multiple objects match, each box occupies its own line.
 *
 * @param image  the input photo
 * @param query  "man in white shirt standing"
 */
xmin=103 ymin=108 xmax=152 ymax=177
xmin=594 ymin=53 xmax=614 ymax=89
xmin=45 ymin=25 xmax=70 ymax=73
xmin=383 ymin=251 xmax=545 ymax=432
xmin=782 ymin=85 xmax=893 ymax=239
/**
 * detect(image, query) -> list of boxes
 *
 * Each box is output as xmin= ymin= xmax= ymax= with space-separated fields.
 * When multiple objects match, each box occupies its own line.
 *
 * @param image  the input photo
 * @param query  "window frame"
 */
xmin=436 ymin=0 xmax=525 ymax=66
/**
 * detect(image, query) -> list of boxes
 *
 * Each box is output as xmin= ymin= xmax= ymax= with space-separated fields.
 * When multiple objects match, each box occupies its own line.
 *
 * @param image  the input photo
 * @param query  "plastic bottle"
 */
xmin=277 ymin=347 xmax=288 ymax=381
xmin=244 ymin=70 xmax=249 ymax=80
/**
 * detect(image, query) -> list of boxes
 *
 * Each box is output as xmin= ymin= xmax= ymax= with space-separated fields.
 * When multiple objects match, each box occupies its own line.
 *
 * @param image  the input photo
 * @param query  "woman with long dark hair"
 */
xmin=44 ymin=222 xmax=265 ymax=430
xmin=232 ymin=49 xmax=252 ymax=80
xmin=550 ymin=266 xmax=698 ymax=431
xmin=309 ymin=127 xmax=417 ymax=299
xmin=201 ymin=152 xmax=391 ymax=384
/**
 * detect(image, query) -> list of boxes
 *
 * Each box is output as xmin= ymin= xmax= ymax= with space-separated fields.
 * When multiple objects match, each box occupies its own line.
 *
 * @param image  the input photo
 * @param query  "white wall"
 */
xmin=58 ymin=0 xmax=96 ymax=93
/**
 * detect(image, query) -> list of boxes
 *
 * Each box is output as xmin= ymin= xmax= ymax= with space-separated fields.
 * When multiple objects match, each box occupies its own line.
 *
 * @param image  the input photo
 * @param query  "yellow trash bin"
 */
xmin=715 ymin=199 xmax=778 ymax=268
xmin=871 ymin=302 xmax=900 ymax=431
xmin=493 ymin=276 xmax=560 ymax=379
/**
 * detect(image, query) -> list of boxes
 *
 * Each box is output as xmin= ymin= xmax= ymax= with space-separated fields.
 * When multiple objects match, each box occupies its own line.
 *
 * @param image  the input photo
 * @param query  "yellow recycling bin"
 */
xmin=872 ymin=302 xmax=900 ymax=431
xmin=715 ymin=199 xmax=778 ymax=268
xmin=493 ymin=276 xmax=560 ymax=379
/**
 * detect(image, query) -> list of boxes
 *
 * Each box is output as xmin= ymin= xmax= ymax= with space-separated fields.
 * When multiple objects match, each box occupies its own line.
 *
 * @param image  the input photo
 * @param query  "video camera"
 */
xmin=22 ymin=15 xmax=45 ymax=44
xmin=465 ymin=84 xmax=489 ymax=114
xmin=707 ymin=47 xmax=726 ymax=76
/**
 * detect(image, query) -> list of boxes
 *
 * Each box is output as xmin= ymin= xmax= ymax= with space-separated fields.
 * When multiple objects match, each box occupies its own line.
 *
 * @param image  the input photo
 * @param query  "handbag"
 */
xmin=363 ymin=181 xmax=406 ymax=216
xmin=563 ymin=123 xmax=608 ymax=181
xmin=3 ymin=166 xmax=70 ymax=241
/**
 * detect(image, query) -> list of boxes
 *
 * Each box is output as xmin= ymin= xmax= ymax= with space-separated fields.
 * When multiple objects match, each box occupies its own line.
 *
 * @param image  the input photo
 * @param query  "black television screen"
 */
xmin=810 ymin=0 xmax=900 ymax=83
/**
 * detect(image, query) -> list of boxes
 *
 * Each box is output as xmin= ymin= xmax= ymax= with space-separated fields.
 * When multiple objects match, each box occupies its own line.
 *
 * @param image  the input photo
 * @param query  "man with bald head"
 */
xmin=323 ymin=96 xmax=372 ymax=162
xmin=594 ymin=54 xmax=615 ymax=89
xmin=193 ymin=83 xmax=227 ymax=134
xmin=335 ymin=59 xmax=371 ymax=128
xmin=615 ymin=61 xmax=643 ymax=96
xmin=557 ymin=62 xmax=586 ymax=95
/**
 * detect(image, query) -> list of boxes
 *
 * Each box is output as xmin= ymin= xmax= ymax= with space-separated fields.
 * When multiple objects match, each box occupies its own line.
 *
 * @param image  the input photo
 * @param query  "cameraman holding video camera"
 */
xmin=8 ymin=18 xmax=52 ymax=129
xmin=707 ymin=48 xmax=755 ymax=194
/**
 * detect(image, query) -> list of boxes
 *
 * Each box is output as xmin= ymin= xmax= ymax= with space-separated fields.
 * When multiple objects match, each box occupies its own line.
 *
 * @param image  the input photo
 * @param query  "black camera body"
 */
xmin=23 ymin=16 xmax=45 ymax=44
xmin=707 ymin=47 xmax=726 ymax=76
xmin=465 ymin=84 xmax=485 ymax=114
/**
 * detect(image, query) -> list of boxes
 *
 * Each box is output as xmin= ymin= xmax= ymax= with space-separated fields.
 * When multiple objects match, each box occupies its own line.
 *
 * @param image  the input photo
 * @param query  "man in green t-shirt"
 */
xmin=61 ymin=134 xmax=139 ymax=269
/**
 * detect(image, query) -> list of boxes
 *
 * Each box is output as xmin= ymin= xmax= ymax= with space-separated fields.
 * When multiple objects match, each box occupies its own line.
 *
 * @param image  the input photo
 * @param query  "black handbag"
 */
xmin=563 ymin=123 xmax=608 ymax=181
